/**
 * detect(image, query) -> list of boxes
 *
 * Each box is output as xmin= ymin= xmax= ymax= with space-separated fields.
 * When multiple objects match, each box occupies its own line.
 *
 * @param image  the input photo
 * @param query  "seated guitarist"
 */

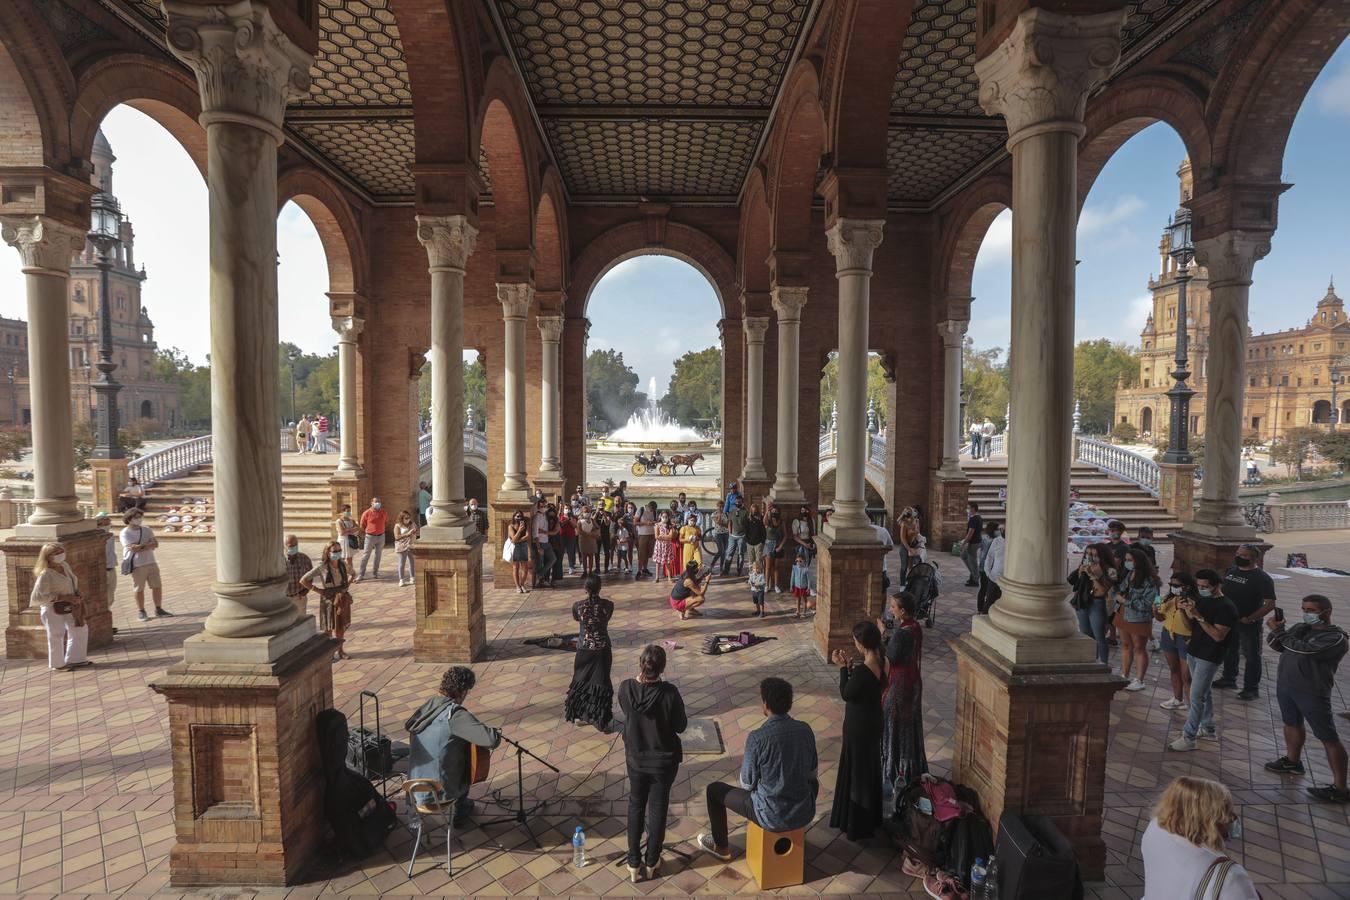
xmin=405 ymin=666 xmax=502 ymax=822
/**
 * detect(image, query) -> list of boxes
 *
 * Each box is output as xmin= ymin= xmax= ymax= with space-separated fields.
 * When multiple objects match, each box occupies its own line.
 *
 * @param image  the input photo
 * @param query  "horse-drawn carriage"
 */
xmin=630 ymin=450 xmax=705 ymax=476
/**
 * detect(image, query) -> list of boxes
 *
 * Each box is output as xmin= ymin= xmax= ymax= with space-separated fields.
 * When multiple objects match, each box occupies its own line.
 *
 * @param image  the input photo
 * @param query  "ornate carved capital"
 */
xmin=975 ymin=8 xmax=1125 ymax=143
xmin=408 ymin=348 xmax=427 ymax=380
xmin=415 ymin=214 xmax=477 ymax=273
xmin=162 ymin=0 xmax=314 ymax=143
xmin=497 ymin=282 xmax=534 ymax=320
xmin=743 ymin=316 xmax=770 ymax=344
xmin=1193 ymin=231 xmax=1271 ymax=290
xmin=0 ymin=216 xmax=85 ymax=276
xmin=770 ymin=285 xmax=808 ymax=323
xmin=536 ymin=315 xmax=564 ymax=343
xmin=825 ymin=218 xmax=885 ymax=275
xmin=938 ymin=319 xmax=968 ymax=349
xmin=331 ymin=315 xmax=364 ymax=343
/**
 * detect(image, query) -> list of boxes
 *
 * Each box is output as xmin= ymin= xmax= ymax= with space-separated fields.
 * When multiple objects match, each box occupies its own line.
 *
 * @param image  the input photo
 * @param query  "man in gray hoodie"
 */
xmin=1264 ymin=594 xmax=1349 ymax=803
xmin=406 ymin=666 xmax=502 ymax=820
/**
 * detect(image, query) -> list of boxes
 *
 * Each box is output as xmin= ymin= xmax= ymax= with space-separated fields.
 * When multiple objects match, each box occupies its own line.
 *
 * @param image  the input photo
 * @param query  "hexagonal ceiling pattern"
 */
xmin=545 ymin=119 xmax=760 ymax=196
xmin=290 ymin=120 xmax=416 ymax=198
xmin=304 ymin=0 xmax=411 ymax=107
xmin=886 ymin=128 xmax=1004 ymax=203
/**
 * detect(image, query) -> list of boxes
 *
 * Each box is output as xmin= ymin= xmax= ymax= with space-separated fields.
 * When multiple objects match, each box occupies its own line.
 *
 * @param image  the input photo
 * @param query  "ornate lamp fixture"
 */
xmin=88 ymin=191 xmax=124 ymax=459
xmin=1161 ymin=206 xmax=1195 ymax=465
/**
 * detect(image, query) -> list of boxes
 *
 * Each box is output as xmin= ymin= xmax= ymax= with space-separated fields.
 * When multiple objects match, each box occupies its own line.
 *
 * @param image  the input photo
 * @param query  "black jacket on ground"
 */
xmin=618 ymin=678 xmax=688 ymax=776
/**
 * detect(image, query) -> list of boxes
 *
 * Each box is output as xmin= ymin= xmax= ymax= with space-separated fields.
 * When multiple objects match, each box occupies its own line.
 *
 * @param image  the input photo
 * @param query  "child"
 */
xmin=614 ymin=519 xmax=632 ymax=574
xmin=790 ymin=553 xmax=811 ymax=619
xmin=748 ymin=559 xmax=766 ymax=618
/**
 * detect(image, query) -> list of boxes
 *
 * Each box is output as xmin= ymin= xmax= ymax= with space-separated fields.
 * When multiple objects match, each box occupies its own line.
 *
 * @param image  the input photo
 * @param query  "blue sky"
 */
xmin=1 ymin=38 xmax=1344 ymax=379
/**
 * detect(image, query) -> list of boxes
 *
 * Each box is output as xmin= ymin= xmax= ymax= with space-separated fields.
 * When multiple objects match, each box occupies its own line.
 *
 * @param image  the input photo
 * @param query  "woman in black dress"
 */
xmin=564 ymin=574 xmax=616 ymax=731
xmin=829 ymin=621 xmax=886 ymax=841
xmin=880 ymin=592 xmax=928 ymax=795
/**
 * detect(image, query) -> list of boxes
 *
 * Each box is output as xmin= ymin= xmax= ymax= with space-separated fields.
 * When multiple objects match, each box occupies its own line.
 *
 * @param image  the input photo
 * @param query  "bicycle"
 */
xmin=1242 ymin=502 xmax=1273 ymax=533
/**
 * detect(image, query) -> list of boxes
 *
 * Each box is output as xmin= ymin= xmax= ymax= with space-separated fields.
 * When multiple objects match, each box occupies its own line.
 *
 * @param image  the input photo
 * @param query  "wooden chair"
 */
xmin=401 ymin=778 xmax=459 ymax=878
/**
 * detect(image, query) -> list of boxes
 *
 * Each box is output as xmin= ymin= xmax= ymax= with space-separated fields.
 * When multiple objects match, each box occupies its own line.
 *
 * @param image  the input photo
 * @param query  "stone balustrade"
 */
xmin=1266 ymin=493 xmax=1350 ymax=532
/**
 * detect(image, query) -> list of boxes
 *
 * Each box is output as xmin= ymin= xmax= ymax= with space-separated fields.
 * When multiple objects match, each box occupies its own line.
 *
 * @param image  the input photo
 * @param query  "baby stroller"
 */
xmin=906 ymin=559 xmax=940 ymax=628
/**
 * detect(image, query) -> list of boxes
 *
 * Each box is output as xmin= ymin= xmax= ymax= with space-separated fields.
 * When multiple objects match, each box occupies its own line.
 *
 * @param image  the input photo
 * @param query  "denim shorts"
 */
xmin=1277 ymin=688 xmax=1339 ymax=743
xmin=1159 ymin=628 xmax=1189 ymax=659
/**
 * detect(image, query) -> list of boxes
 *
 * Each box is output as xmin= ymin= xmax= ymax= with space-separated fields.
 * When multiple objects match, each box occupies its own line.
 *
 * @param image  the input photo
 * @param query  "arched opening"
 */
xmin=1313 ymin=400 xmax=1333 ymax=424
xmin=140 ymin=399 xmax=154 ymax=419
xmin=582 ymin=254 xmax=722 ymax=504
xmin=1140 ymin=407 xmax=1154 ymax=436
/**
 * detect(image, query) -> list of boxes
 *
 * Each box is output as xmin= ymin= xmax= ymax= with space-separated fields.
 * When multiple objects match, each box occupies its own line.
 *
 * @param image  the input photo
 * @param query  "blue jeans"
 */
xmin=535 ymin=541 xmax=556 ymax=582
xmin=1075 ymin=598 xmax=1108 ymax=665
xmin=1184 ymin=657 xmax=1221 ymax=739
xmin=726 ymin=534 xmax=746 ymax=570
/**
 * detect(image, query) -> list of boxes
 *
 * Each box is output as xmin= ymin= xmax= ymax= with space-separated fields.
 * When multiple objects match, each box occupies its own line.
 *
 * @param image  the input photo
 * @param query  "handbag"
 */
xmin=346 ymin=533 xmax=358 ymax=550
xmin=502 ymin=538 xmax=515 ymax=562
xmin=1194 ymin=857 xmax=1234 ymax=900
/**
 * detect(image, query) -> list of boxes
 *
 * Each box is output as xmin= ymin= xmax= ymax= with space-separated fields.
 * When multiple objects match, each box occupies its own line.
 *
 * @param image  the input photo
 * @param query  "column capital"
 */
xmin=1 ymin=216 xmax=85 ymax=276
xmin=743 ymin=315 xmax=770 ymax=344
xmin=497 ymin=282 xmax=534 ymax=320
xmin=975 ymin=7 xmax=1125 ymax=144
xmin=938 ymin=318 xmax=968 ymax=348
xmin=162 ymin=0 xmax=313 ymax=144
xmin=536 ymin=314 xmax=564 ymax=343
xmin=331 ymin=315 xmax=364 ymax=343
xmin=416 ymin=214 xmax=478 ymax=272
xmin=825 ymin=218 xmax=886 ymax=275
xmin=770 ymin=284 xmax=808 ymax=322
xmin=1192 ymin=231 xmax=1271 ymax=290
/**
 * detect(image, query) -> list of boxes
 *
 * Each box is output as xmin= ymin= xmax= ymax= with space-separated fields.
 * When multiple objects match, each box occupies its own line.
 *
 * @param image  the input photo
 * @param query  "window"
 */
xmin=1286 ymin=412 xmax=1292 ymax=421
xmin=1190 ymin=415 xmax=1199 ymax=434
xmin=1315 ymin=378 xmax=1320 ymax=386
xmin=1252 ymin=417 xmax=1261 ymax=430
xmin=1144 ymin=379 xmax=1150 ymax=388
xmin=1300 ymin=344 xmax=1305 ymax=354
xmin=1281 ymin=376 xmax=1290 ymax=386
xmin=1297 ymin=378 xmax=1303 ymax=387
xmin=1314 ymin=343 xmax=1322 ymax=351
xmin=1249 ymin=377 xmax=1257 ymax=387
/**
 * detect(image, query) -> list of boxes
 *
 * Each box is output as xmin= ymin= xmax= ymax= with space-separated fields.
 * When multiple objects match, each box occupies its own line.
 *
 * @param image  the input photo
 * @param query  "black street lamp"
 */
xmin=6 ymin=366 xmax=14 ymax=427
xmin=1161 ymin=205 xmax=1196 ymax=465
xmin=88 ymin=191 xmax=124 ymax=459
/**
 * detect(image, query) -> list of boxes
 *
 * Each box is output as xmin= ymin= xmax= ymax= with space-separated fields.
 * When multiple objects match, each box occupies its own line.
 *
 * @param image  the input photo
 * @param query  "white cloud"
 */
xmin=973 ymin=209 xmax=1012 ymax=272
xmin=1078 ymin=194 xmax=1147 ymax=237
xmin=1314 ymin=61 xmax=1350 ymax=117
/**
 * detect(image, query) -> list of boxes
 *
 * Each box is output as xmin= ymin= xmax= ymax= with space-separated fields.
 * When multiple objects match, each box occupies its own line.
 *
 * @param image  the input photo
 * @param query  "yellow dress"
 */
xmin=679 ymin=524 xmax=703 ymax=569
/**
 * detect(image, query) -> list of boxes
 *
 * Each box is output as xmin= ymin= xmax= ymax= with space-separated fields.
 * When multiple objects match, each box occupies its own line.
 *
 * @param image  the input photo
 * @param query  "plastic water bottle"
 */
xmin=970 ymin=857 xmax=988 ymax=897
xmin=572 ymin=826 xmax=587 ymax=868
xmin=984 ymin=856 xmax=1001 ymax=899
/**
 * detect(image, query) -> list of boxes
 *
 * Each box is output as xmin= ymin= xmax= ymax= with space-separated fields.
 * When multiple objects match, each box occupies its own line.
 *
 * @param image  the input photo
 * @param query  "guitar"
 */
xmin=468 ymin=742 xmax=492 ymax=784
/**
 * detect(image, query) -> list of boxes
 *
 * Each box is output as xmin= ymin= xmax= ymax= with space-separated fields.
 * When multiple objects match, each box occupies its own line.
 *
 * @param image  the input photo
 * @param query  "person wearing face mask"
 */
xmin=958 ymin=502 xmax=982 ymax=587
xmin=1215 ymin=545 xmax=1277 ymax=700
xmin=1141 ymin=776 xmax=1259 ymax=899
xmin=1113 ymin=546 xmax=1161 ymax=692
xmin=283 ymin=534 xmax=313 ymax=615
xmin=31 ymin=542 xmax=91 ymax=671
xmin=355 ymin=496 xmax=388 ymax=582
xmin=1169 ymin=570 xmax=1238 ymax=751
xmin=301 ymin=540 xmax=352 ymax=660
xmin=791 ymin=504 xmax=817 ymax=603
xmin=1069 ymin=542 xmax=1119 ymax=665
xmin=121 ymin=508 xmax=170 ymax=621
xmin=1264 ymin=594 xmax=1349 ymax=802
xmin=508 ymin=511 xmax=532 ymax=593
xmin=466 ymin=497 xmax=488 ymax=535
xmin=1155 ymin=572 xmax=1197 ymax=711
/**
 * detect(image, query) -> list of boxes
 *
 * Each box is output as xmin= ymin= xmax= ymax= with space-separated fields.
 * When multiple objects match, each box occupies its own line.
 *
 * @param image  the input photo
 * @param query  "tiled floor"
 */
xmin=2 ymin=534 xmax=1349 ymax=898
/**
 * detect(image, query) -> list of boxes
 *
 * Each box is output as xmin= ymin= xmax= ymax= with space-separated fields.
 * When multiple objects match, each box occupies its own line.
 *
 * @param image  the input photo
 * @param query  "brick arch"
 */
xmin=566 ymin=220 xmax=736 ymax=320
xmin=1078 ymin=75 xmax=1211 ymax=206
xmin=534 ymin=167 xmax=568 ymax=299
xmin=71 ymin=53 xmax=206 ymax=175
xmin=1211 ymin=0 xmax=1350 ymax=183
xmin=277 ymin=166 xmax=367 ymax=296
xmin=935 ymin=174 xmax=1011 ymax=300
xmin=0 ymin=4 xmax=75 ymax=167
xmin=737 ymin=167 xmax=772 ymax=313
xmin=391 ymin=0 xmax=475 ymax=171
xmin=821 ymin=0 xmax=912 ymax=172
xmin=480 ymin=100 xmax=534 ymax=257
xmin=0 ymin=38 xmax=46 ymax=167
xmin=768 ymin=62 xmax=827 ymax=255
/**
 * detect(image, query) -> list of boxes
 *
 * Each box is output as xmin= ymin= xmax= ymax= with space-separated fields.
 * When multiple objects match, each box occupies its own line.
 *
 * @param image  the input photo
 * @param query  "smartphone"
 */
xmin=1274 ymin=607 xmax=1284 ymax=623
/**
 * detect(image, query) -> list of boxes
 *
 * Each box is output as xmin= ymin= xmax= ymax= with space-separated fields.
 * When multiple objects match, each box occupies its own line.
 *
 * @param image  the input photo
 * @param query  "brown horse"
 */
xmin=669 ymin=452 xmax=704 ymax=474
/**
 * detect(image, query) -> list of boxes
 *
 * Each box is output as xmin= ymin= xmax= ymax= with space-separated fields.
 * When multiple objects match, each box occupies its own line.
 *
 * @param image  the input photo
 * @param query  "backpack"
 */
xmin=317 ymin=709 xmax=397 ymax=860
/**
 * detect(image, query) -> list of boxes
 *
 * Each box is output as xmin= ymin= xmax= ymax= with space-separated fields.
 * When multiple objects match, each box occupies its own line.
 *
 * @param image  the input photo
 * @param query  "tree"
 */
xmin=963 ymin=339 xmax=1009 ymax=430
xmin=659 ymin=346 xmax=722 ymax=428
xmin=1270 ymin=426 xmax=1322 ymax=479
xmin=818 ymin=353 xmax=890 ymax=430
xmin=417 ymin=358 xmax=486 ymax=428
xmin=1312 ymin=430 xmax=1350 ymax=472
xmin=1073 ymin=338 xmax=1139 ymax=435
xmin=72 ymin=420 xmax=145 ymax=470
xmin=152 ymin=347 xmax=211 ymax=430
xmin=584 ymin=349 xmax=646 ymax=432
xmin=0 ymin=426 xmax=30 ymax=462
xmin=1110 ymin=421 xmax=1139 ymax=444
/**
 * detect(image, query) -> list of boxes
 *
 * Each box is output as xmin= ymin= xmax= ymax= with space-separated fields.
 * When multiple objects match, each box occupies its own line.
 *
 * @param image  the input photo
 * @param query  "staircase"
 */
xmin=140 ymin=453 xmax=337 ymax=544
xmin=962 ymin=460 xmax=1183 ymax=539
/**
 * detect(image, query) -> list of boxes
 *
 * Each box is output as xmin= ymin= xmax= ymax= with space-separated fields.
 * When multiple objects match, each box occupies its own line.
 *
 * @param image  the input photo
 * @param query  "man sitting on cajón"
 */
xmin=697 ymin=677 xmax=818 ymax=859
xmin=406 ymin=666 xmax=502 ymax=823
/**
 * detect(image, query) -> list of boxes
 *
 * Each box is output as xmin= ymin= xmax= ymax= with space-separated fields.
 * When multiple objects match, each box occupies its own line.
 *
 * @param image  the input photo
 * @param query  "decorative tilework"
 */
xmin=886 ymin=127 xmax=1005 ymax=202
xmin=304 ymin=0 xmax=411 ymax=108
xmin=290 ymin=120 xmax=415 ymax=197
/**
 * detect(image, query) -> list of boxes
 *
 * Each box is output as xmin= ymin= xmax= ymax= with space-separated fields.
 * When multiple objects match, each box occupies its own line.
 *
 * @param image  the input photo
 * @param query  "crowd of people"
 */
xmin=292 ymin=412 xmax=331 ymax=454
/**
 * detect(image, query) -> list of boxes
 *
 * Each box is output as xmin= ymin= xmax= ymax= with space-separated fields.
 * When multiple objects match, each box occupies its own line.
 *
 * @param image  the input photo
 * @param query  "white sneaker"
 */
xmin=1159 ymin=697 xmax=1187 ymax=710
xmin=774 ymin=587 xmax=782 ymax=594
xmin=1124 ymin=679 xmax=1147 ymax=692
xmin=398 ymin=579 xmax=408 ymax=587
xmin=1199 ymin=728 xmax=1219 ymax=742
xmin=1168 ymin=736 xmax=1198 ymax=752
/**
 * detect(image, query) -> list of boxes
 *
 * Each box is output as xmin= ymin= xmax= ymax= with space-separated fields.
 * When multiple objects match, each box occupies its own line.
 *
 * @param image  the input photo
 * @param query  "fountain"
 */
xmin=594 ymin=377 xmax=714 ymax=452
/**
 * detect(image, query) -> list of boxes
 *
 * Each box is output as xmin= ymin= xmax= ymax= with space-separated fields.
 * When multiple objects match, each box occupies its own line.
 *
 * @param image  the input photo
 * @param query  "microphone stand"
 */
xmin=477 ymin=734 xmax=559 ymax=849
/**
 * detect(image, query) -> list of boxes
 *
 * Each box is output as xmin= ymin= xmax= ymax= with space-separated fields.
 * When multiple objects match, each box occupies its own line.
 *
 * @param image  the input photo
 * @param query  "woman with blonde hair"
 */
xmin=394 ymin=509 xmax=420 ymax=587
xmin=31 ymin=542 xmax=91 ymax=671
xmin=301 ymin=540 xmax=353 ymax=661
xmin=1142 ymin=776 xmax=1259 ymax=899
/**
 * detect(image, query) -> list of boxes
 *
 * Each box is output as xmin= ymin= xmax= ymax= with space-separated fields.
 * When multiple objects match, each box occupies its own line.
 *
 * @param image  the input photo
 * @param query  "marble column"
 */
xmin=937 ymin=319 xmax=969 ymax=477
xmin=498 ymin=283 xmax=533 ymax=497
xmin=741 ymin=316 xmax=770 ymax=481
xmin=417 ymin=215 xmax=477 ymax=535
xmin=536 ymin=315 xmax=564 ymax=481
xmin=1190 ymin=232 xmax=1269 ymax=535
xmin=970 ymin=7 xmax=1124 ymax=664
xmin=332 ymin=315 xmax=364 ymax=474
xmin=824 ymin=219 xmax=885 ymax=541
xmin=769 ymin=285 xmax=807 ymax=504
xmin=0 ymin=217 xmax=85 ymax=527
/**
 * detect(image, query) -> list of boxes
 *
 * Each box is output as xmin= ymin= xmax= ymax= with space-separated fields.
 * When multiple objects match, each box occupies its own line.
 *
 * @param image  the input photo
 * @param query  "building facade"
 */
xmin=0 ymin=130 xmax=180 ymax=431
xmin=1115 ymin=161 xmax=1350 ymax=442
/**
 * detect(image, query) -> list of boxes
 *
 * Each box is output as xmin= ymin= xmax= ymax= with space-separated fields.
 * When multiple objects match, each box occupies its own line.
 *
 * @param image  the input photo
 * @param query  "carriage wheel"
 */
xmin=658 ymin=464 xmax=673 ymax=476
xmin=631 ymin=462 xmax=646 ymax=476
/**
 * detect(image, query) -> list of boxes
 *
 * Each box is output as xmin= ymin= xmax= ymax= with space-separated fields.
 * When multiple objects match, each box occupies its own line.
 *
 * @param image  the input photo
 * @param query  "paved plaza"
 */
xmin=2 ymin=534 xmax=1350 ymax=898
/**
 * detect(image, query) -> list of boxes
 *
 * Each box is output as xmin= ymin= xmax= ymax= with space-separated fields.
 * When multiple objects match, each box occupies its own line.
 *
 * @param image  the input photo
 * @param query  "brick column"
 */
xmin=151 ymin=3 xmax=330 ymax=885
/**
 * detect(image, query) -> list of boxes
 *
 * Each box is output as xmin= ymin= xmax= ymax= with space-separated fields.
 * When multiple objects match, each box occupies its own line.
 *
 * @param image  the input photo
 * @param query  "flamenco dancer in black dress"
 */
xmin=565 ymin=573 xmax=617 ymax=732
xmin=829 ymin=621 xmax=886 ymax=841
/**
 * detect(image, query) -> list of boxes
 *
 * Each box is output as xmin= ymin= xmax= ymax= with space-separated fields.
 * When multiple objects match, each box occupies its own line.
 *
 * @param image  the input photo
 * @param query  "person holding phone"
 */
xmin=1168 ymin=570 xmax=1238 ymax=752
xmin=31 ymin=542 xmax=91 ymax=671
xmin=1156 ymin=572 xmax=1197 ymax=710
xmin=669 ymin=560 xmax=711 ymax=620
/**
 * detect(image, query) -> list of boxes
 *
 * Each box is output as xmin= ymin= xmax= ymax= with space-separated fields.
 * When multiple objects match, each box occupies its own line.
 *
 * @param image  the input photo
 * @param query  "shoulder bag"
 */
xmin=1193 ymin=856 xmax=1234 ymax=900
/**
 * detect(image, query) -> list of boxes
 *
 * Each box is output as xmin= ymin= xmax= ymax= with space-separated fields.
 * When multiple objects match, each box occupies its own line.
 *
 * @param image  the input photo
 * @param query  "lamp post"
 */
xmin=1161 ymin=205 xmax=1195 ymax=464
xmin=1331 ymin=356 xmax=1348 ymax=431
xmin=6 ymin=366 xmax=14 ymax=427
xmin=88 ymin=191 xmax=124 ymax=459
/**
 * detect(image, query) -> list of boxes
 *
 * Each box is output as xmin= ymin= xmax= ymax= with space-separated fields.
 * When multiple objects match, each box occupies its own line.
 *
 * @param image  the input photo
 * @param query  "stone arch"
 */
xmin=768 ymin=63 xmax=827 ymax=254
xmin=534 ymin=170 xmax=567 ymax=300
xmin=71 ymin=53 xmax=207 ymax=175
xmin=935 ymin=174 xmax=1012 ymax=301
xmin=1211 ymin=0 xmax=1350 ymax=183
xmin=0 ymin=4 xmax=74 ymax=167
xmin=478 ymin=59 xmax=537 ymax=254
xmin=1077 ymin=75 xmax=1211 ymax=205
xmin=567 ymin=220 xmax=736 ymax=319
xmin=1313 ymin=399 xmax=1332 ymax=424
xmin=821 ymin=0 xmax=912 ymax=172
xmin=737 ymin=167 xmax=773 ymax=312
xmin=1140 ymin=406 xmax=1154 ymax=435
xmin=277 ymin=166 xmax=367 ymax=296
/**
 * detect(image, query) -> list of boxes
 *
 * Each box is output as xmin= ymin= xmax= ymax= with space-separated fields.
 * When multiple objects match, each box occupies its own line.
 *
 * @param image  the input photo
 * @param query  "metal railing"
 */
xmin=128 ymin=434 xmax=212 ymax=484
xmin=1073 ymin=436 xmax=1160 ymax=496
xmin=1267 ymin=498 xmax=1350 ymax=532
xmin=962 ymin=433 xmax=1006 ymax=458
xmin=418 ymin=428 xmax=489 ymax=471
xmin=818 ymin=428 xmax=887 ymax=471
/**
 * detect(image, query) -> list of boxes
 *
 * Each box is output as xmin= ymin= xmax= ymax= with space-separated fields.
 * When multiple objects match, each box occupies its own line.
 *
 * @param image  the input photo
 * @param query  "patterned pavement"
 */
xmin=2 ymin=533 xmax=1349 ymax=898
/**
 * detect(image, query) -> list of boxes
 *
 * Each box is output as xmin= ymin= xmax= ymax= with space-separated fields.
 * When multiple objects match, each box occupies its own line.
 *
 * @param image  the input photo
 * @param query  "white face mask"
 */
xmin=330 ymin=552 xmax=343 ymax=561
xmin=1303 ymin=612 xmax=1324 ymax=626
xmin=372 ymin=502 xmax=382 ymax=510
xmin=50 ymin=552 xmax=65 ymax=565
